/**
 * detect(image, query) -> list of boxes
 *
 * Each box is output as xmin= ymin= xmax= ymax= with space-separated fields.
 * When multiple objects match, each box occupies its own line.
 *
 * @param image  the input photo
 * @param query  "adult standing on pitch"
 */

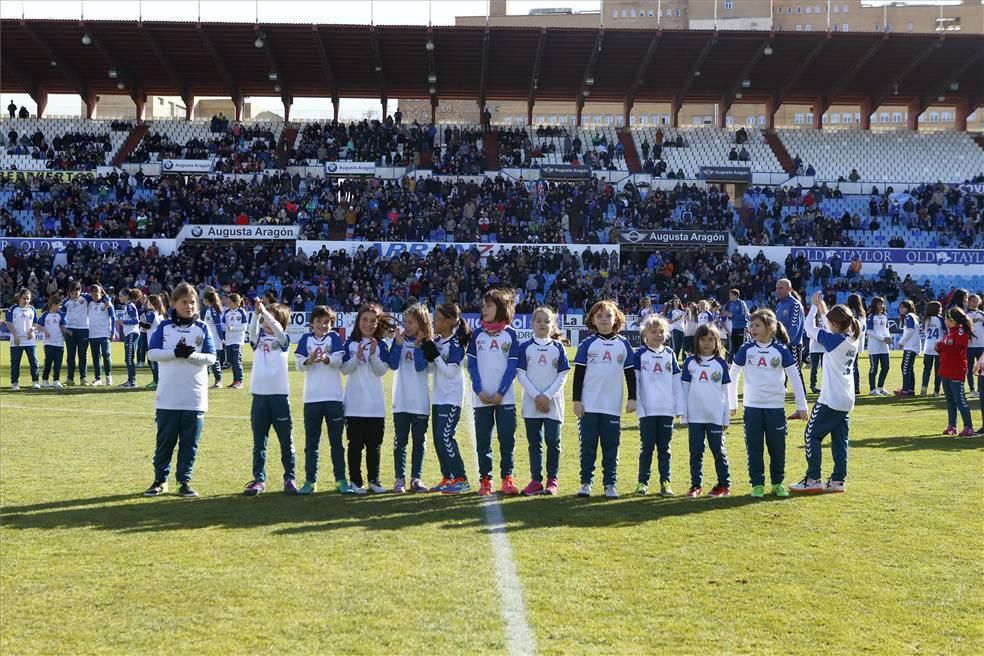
xmin=725 ymin=289 xmax=749 ymax=361
xmin=775 ymin=279 xmax=805 ymax=387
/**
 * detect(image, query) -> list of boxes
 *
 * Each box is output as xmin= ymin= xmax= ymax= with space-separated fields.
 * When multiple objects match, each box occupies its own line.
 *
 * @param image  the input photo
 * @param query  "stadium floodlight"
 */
xmin=254 ymin=33 xmax=265 ymax=48
xmin=735 ymin=92 xmax=743 ymax=99
xmin=583 ymin=89 xmax=590 ymax=97
xmin=938 ymin=95 xmax=945 ymax=102
xmin=81 ymin=33 xmax=92 ymax=45
xmin=586 ymin=76 xmax=595 ymax=86
xmin=375 ymin=65 xmax=383 ymax=72
xmin=763 ymin=45 xmax=773 ymax=56
xmin=116 ymin=82 xmax=125 ymax=90
xmin=50 ymin=60 xmax=57 ymax=67
xmin=425 ymin=39 xmax=434 ymax=51
xmin=429 ymin=86 xmax=437 ymax=95
xmin=742 ymin=79 xmax=751 ymax=88
xmin=694 ymin=71 xmax=701 ymax=77
xmin=949 ymin=82 xmax=959 ymax=92
xmin=108 ymin=68 xmax=118 ymax=79
xmin=268 ymin=71 xmax=278 ymax=81
xmin=427 ymin=73 xmax=437 ymax=84
xmin=274 ymin=84 xmax=281 ymax=93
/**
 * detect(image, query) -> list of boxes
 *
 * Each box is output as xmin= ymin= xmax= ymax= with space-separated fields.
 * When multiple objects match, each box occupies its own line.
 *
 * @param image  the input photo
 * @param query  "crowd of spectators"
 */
xmin=289 ymin=117 xmax=420 ymax=167
xmin=432 ymin=125 xmax=484 ymax=176
xmin=5 ymin=126 xmax=112 ymax=171
xmin=494 ymin=126 xmax=623 ymax=172
xmin=127 ymin=121 xmax=277 ymax=173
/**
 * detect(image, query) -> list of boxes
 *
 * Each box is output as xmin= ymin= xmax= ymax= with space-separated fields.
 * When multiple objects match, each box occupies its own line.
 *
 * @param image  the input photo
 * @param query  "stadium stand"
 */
xmin=1 ymin=117 xmax=129 ymax=171
xmin=127 ymin=119 xmax=282 ymax=172
xmin=287 ymin=118 xmax=420 ymax=166
xmin=632 ymin=127 xmax=783 ymax=178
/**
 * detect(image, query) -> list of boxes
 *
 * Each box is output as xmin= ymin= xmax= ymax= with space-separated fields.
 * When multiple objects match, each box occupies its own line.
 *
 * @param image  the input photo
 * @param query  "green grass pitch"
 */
xmin=1 ymin=343 xmax=981 ymax=655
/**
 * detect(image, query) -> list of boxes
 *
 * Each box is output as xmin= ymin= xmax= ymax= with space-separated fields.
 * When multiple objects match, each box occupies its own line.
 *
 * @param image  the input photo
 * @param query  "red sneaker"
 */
xmin=943 ymin=426 xmax=958 ymax=436
xmin=686 ymin=486 xmax=702 ymax=498
xmin=544 ymin=477 xmax=559 ymax=495
xmin=521 ymin=480 xmax=544 ymax=496
xmin=501 ymin=476 xmax=520 ymax=496
xmin=958 ymin=427 xmax=976 ymax=438
xmin=707 ymin=485 xmax=730 ymax=497
xmin=477 ymin=477 xmax=494 ymax=496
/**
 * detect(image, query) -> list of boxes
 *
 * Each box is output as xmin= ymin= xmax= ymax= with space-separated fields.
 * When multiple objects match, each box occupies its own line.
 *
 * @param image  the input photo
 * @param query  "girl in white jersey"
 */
xmin=682 ymin=302 xmax=699 ymax=357
xmin=419 ymin=303 xmax=472 ymax=495
xmin=729 ymin=308 xmax=809 ymax=498
xmin=846 ymin=294 xmax=866 ymax=397
xmin=243 ymin=302 xmax=297 ymax=497
xmin=294 ymin=305 xmax=349 ymax=495
xmin=633 ymin=314 xmax=683 ymax=497
xmin=791 ymin=296 xmax=862 ymax=494
xmin=866 ymin=297 xmax=892 ymax=395
xmin=807 ymin=308 xmax=828 ymax=394
xmin=966 ymin=295 xmax=984 ymax=399
xmin=39 ymin=295 xmax=66 ymax=389
xmin=61 ymin=280 xmax=90 ymax=385
xmin=143 ymin=294 xmax=165 ymax=389
xmin=340 ymin=304 xmax=392 ymax=495
xmin=86 ymin=285 xmax=115 ymax=386
xmin=5 ymin=288 xmax=41 ymax=390
xmin=389 ymin=304 xmax=435 ymax=494
xmin=681 ymin=324 xmax=732 ymax=498
xmin=202 ymin=289 xmax=224 ymax=389
xmin=895 ymin=300 xmax=920 ymax=397
xmin=516 ymin=306 xmax=570 ymax=496
xmin=920 ymin=301 xmax=945 ymax=397
xmin=117 ymin=288 xmax=143 ymax=388
xmin=222 ymin=293 xmax=248 ymax=389
xmin=666 ymin=297 xmax=686 ymax=361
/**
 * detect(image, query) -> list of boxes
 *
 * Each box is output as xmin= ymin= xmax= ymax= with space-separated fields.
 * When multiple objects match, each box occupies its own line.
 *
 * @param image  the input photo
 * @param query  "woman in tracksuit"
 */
xmin=389 ymin=304 xmax=434 ymax=494
xmin=791 ymin=295 xmax=861 ymax=495
xmin=87 ymin=285 xmax=115 ymax=386
xmin=62 ymin=281 xmax=90 ymax=385
xmin=866 ymin=297 xmax=892 ymax=396
xmin=729 ymin=308 xmax=809 ymax=498
xmin=420 ymin=303 xmax=471 ymax=495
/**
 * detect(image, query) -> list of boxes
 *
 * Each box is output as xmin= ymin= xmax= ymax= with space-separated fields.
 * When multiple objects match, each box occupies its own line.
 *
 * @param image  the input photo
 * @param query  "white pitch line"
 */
xmin=460 ymin=394 xmax=537 ymax=656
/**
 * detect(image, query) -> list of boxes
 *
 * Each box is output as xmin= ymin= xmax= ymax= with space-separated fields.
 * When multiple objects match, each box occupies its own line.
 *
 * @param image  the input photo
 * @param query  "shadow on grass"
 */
xmin=850 ymin=434 xmax=983 ymax=452
xmin=0 ymin=487 xmax=779 ymax=535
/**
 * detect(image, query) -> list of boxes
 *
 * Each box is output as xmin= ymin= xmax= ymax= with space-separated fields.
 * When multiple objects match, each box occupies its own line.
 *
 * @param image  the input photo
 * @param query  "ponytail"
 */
xmin=454 ymin=318 xmax=472 ymax=349
xmin=774 ymin=321 xmax=790 ymax=345
xmin=947 ymin=307 xmax=975 ymax=339
xmin=827 ymin=304 xmax=861 ymax=340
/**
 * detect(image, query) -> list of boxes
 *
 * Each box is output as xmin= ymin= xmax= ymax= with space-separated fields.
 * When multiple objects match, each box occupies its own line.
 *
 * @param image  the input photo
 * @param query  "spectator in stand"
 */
xmin=18 ymin=106 xmax=29 ymax=119
xmin=7 ymin=100 xmax=16 ymax=119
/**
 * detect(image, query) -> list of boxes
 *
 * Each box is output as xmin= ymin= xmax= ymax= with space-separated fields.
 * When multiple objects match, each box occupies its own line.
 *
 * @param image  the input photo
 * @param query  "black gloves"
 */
xmin=420 ymin=339 xmax=440 ymax=362
xmin=139 ymin=321 xmax=151 ymax=330
xmin=174 ymin=341 xmax=195 ymax=359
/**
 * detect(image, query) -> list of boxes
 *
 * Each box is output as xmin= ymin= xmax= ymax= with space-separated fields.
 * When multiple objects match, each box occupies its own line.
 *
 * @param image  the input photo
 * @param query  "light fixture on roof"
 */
xmin=81 ymin=32 xmax=92 ymax=46
xmin=938 ymin=95 xmax=945 ymax=102
xmin=375 ymin=64 xmax=382 ymax=72
xmin=429 ymin=86 xmax=436 ymax=95
xmin=108 ymin=68 xmax=118 ymax=79
xmin=427 ymin=73 xmax=437 ymax=84
xmin=949 ymin=82 xmax=959 ymax=92
xmin=116 ymin=81 xmax=125 ymax=90
xmin=735 ymin=92 xmax=743 ymax=99
xmin=694 ymin=71 xmax=701 ymax=77
xmin=425 ymin=39 xmax=434 ymax=51
xmin=742 ymin=79 xmax=751 ymax=88
xmin=50 ymin=60 xmax=57 ymax=67
xmin=586 ymin=76 xmax=595 ymax=86
xmin=254 ymin=32 xmax=265 ymax=48
xmin=268 ymin=71 xmax=278 ymax=81
xmin=763 ymin=45 xmax=773 ymax=56
xmin=583 ymin=89 xmax=590 ymax=97
xmin=274 ymin=84 xmax=282 ymax=93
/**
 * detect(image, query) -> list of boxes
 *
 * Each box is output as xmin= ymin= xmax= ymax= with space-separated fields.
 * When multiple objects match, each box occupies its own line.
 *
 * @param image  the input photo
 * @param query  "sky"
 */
xmin=0 ymin=0 xmax=970 ymax=118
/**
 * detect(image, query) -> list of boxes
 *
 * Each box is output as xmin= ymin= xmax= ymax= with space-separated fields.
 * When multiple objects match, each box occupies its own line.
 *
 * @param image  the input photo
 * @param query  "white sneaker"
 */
xmin=877 ymin=388 xmax=889 ymax=396
xmin=106 ymin=377 xmax=114 ymax=386
xmin=31 ymin=382 xmax=40 ymax=390
xmin=52 ymin=381 xmax=64 ymax=389
xmin=41 ymin=381 xmax=50 ymax=389
xmin=368 ymin=480 xmax=387 ymax=494
xmin=351 ymin=484 xmax=368 ymax=495
xmin=789 ymin=477 xmax=825 ymax=494
xmin=10 ymin=383 xmax=19 ymax=391
xmin=604 ymin=485 xmax=619 ymax=499
xmin=920 ymin=387 xmax=928 ymax=396
xmin=970 ymin=391 xmax=980 ymax=399
xmin=869 ymin=389 xmax=880 ymax=396
xmin=576 ymin=483 xmax=592 ymax=497
xmin=91 ymin=379 xmax=104 ymax=387
xmin=825 ymin=479 xmax=846 ymax=493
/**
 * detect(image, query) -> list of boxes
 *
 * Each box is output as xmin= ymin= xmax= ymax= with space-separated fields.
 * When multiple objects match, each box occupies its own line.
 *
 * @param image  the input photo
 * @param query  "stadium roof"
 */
xmin=1 ymin=19 xmax=982 ymax=113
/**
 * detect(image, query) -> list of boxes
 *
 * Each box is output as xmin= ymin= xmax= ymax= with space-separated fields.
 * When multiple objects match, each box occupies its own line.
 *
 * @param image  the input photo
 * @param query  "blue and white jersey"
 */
xmin=775 ymin=295 xmax=805 ymax=345
xmin=466 ymin=326 xmax=521 ymax=407
xmin=516 ymin=337 xmax=570 ymax=421
xmin=922 ymin=316 xmax=945 ymax=354
xmin=633 ymin=344 xmax=683 ymax=419
xmin=148 ymin=318 xmax=216 ymax=412
xmin=697 ymin=311 xmax=713 ymax=327
xmin=389 ymin=341 xmax=432 ymax=415
xmin=899 ymin=313 xmax=920 ymax=352
xmin=668 ymin=309 xmax=686 ymax=332
xmin=294 ymin=331 xmax=345 ymax=404
xmin=573 ymin=334 xmax=634 ymax=416
xmin=250 ymin=328 xmax=291 ymax=397
xmin=6 ymin=304 xmax=37 ymax=340
xmin=431 ymin=334 xmax=466 ymax=407
xmin=139 ymin=304 xmax=151 ymax=334
xmin=805 ymin=306 xmax=860 ymax=412
xmin=728 ymin=299 xmax=750 ymax=330
xmin=147 ymin=311 xmax=163 ymax=337
xmin=222 ymin=308 xmax=248 ymax=345
xmin=61 ymin=295 xmax=90 ymax=329
xmin=681 ymin=354 xmax=731 ymax=426
xmin=729 ymin=339 xmax=808 ymax=412
xmin=340 ymin=337 xmax=390 ymax=418
xmin=204 ymin=305 xmax=225 ymax=347
xmin=121 ymin=302 xmax=141 ymax=338
xmin=866 ymin=313 xmax=890 ymax=355
xmin=39 ymin=310 xmax=65 ymax=347
xmin=967 ymin=309 xmax=984 ymax=349
xmin=86 ymin=297 xmax=115 ymax=339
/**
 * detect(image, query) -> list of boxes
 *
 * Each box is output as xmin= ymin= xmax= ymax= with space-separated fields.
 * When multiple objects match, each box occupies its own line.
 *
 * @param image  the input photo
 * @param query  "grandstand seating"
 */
xmin=498 ymin=126 xmax=630 ymax=172
xmin=288 ymin=119 xmax=419 ymax=166
xmin=777 ymin=129 xmax=983 ymax=183
xmin=1 ymin=117 xmax=128 ymax=170
xmin=631 ymin=127 xmax=783 ymax=178
xmin=127 ymin=119 xmax=283 ymax=166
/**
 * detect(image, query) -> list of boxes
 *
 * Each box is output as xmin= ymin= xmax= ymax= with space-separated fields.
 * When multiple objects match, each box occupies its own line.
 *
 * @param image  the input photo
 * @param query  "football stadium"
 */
xmin=1 ymin=1 xmax=982 ymax=653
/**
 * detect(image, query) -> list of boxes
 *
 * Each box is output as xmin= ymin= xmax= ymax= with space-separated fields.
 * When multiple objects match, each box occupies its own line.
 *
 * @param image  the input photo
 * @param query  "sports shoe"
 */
xmin=91 ymin=379 xmax=104 ymax=387
xmin=9 ymin=383 xmax=19 ymax=391
xmin=230 ymin=382 xmax=243 ymax=390
xmin=544 ymin=477 xmax=559 ymax=495
xmin=750 ymin=485 xmax=765 ymax=498
xmin=52 ymin=381 xmax=64 ymax=389
xmin=350 ymin=483 xmax=368 ymax=495
xmin=976 ymin=427 xmax=984 ymax=436
xmin=790 ymin=477 xmax=825 ymax=494
xmin=576 ymin=483 xmax=592 ymax=497
xmin=893 ymin=389 xmax=914 ymax=397
xmin=920 ymin=387 xmax=928 ymax=396
xmin=869 ymin=389 xmax=881 ymax=396
xmin=442 ymin=478 xmax=471 ymax=495
xmin=211 ymin=381 xmax=222 ymax=389
xmin=41 ymin=381 xmax=50 ymax=389
xmin=31 ymin=381 xmax=40 ymax=389
xmin=477 ymin=477 xmax=494 ymax=496
xmin=142 ymin=480 xmax=167 ymax=497
xmin=521 ymin=480 xmax=544 ymax=496
xmin=970 ymin=391 xmax=980 ymax=399
xmin=772 ymin=483 xmax=789 ymax=497
xmin=825 ymin=479 xmax=846 ymax=493
xmin=368 ymin=480 xmax=387 ymax=494
xmin=243 ymin=480 xmax=265 ymax=496
xmin=707 ymin=485 xmax=730 ymax=497
xmin=80 ymin=379 xmax=89 ymax=386
xmin=686 ymin=485 xmax=702 ymax=498
xmin=298 ymin=481 xmax=317 ymax=495
xmin=409 ymin=479 xmax=428 ymax=493
xmin=178 ymin=482 xmax=199 ymax=498
xmin=604 ymin=485 xmax=619 ymax=499
xmin=957 ymin=427 xmax=976 ymax=438
xmin=635 ymin=482 xmax=649 ymax=496
xmin=501 ymin=476 xmax=520 ymax=496
xmin=659 ymin=482 xmax=674 ymax=497
xmin=336 ymin=480 xmax=354 ymax=494
xmin=392 ymin=478 xmax=407 ymax=493
xmin=106 ymin=377 xmax=113 ymax=386
xmin=66 ymin=378 xmax=75 ymax=386
xmin=430 ymin=478 xmax=452 ymax=492
xmin=876 ymin=388 xmax=889 ymax=396
xmin=810 ymin=387 xmax=820 ymax=395
xmin=943 ymin=425 xmax=958 ymax=436
xmin=144 ymin=381 xmax=157 ymax=389
xmin=120 ymin=381 xmax=136 ymax=389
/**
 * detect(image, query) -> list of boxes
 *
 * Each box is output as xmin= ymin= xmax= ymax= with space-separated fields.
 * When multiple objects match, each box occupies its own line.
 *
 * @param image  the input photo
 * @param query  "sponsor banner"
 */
xmin=161 ymin=159 xmax=214 ymax=174
xmin=619 ymin=230 xmax=729 ymax=247
xmin=178 ymin=224 xmax=301 ymax=242
xmin=324 ymin=161 xmax=377 ymax=176
xmin=700 ymin=165 xmax=751 ymax=183
xmin=539 ymin=164 xmax=591 ymax=180
xmin=790 ymin=246 xmax=984 ymax=266
xmin=959 ymin=183 xmax=984 ymax=195
xmin=0 ymin=169 xmax=89 ymax=181
xmin=0 ymin=237 xmax=130 ymax=254
xmin=296 ymin=240 xmax=618 ymax=262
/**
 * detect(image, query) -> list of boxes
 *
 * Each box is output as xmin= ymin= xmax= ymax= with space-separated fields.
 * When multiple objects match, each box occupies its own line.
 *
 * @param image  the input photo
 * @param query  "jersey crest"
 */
xmin=770 ymin=356 xmax=781 ymax=368
xmin=711 ymin=370 xmax=722 ymax=383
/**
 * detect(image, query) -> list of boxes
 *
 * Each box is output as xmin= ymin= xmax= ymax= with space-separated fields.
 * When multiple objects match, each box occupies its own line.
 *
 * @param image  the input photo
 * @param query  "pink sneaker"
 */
xmin=943 ymin=426 xmax=958 ymax=436
xmin=544 ymin=477 xmax=559 ymax=495
xmin=958 ymin=427 xmax=976 ymax=438
xmin=521 ymin=480 xmax=544 ymax=496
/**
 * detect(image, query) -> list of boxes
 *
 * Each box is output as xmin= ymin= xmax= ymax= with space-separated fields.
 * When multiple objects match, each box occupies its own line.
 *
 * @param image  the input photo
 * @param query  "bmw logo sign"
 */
xmin=327 ymin=163 xmax=338 ymax=173
xmin=163 ymin=160 xmax=174 ymax=170
xmin=191 ymin=226 xmax=203 ymax=238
